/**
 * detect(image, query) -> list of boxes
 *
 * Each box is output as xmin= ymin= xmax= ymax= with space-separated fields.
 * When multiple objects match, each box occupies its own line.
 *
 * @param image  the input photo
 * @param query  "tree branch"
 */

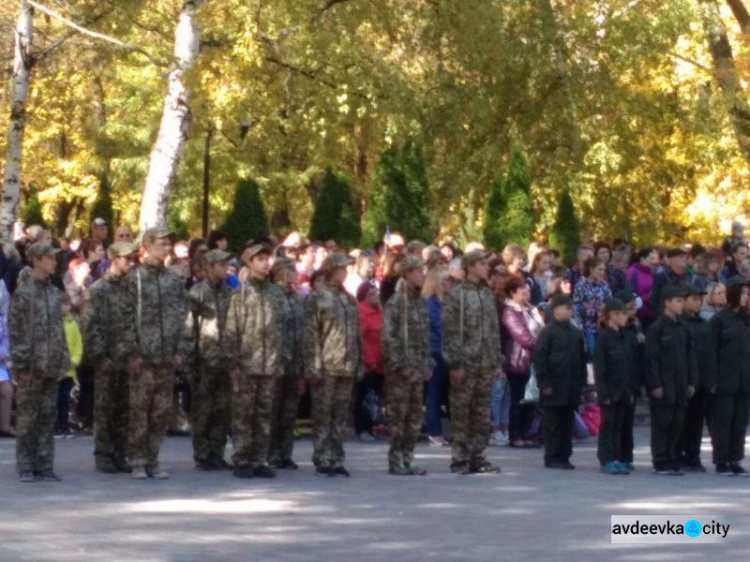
xmin=669 ymin=51 xmax=715 ymax=76
xmin=26 ymin=0 xmax=167 ymax=67
xmin=34 ymin=8 xmax=115 ymax=65
xmin=727 ymin=0 xmax=750 ymax=33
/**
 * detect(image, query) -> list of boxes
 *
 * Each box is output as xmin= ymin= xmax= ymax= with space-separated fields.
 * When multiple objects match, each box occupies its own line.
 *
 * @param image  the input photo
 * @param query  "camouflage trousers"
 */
xmin=387 ymin=371 xmax=424 ymax=466
xmin=449 ymin=369 xmax=493 ymax=466
xmin=232 ymin=374 xmax=274 ymax=468
xmin=93 ymin=361 xmax=130 ymax=465
xmin=311 ymin=376 xmax=353 ymax=469
xmin=128 ymin=364 xmax=173 ymax=469
xmin=16 ymin=375 xmax=57 ymax=474
xmin=269 ymin=376 xmax=301 ymax=464
xmin=190 ymin=365 xmax=231 ymax=464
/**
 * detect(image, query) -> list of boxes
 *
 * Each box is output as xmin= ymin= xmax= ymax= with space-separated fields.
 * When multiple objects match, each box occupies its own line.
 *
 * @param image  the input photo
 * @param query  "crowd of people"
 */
xmin=1 ymin=217 xmax=749 ymax=482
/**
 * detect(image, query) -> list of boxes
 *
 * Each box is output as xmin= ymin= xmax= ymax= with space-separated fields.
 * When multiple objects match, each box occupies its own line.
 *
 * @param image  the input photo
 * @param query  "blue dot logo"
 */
xmin=685 ymin=519 xmax=702 ymax=538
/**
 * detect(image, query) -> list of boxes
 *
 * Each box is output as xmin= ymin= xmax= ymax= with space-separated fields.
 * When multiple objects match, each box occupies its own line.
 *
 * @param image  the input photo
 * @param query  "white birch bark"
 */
xmin=139 ymin=0 xmax=206 ymax=232
xmin=0 ymin=1 xmax=34 ymax=240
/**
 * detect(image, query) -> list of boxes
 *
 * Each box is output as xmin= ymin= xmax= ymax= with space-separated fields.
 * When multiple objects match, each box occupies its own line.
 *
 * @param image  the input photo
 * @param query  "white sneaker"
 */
xmin=132 ymin=467 xmax=148 ymax=480
xmin=492 ymin=431 xmax=509 ymax=445
xmin=149 ymin=467 xmax=169 ymax=480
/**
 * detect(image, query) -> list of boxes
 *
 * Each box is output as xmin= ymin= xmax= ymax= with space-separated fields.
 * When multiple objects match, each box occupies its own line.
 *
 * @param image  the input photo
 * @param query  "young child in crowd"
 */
xmin=594 ymin=298 xmax=633 ymax=475
xmin=533 ymin=294 xmax=588 ymax=469
xmin=57 ymin=293 xmax=82 ymax=437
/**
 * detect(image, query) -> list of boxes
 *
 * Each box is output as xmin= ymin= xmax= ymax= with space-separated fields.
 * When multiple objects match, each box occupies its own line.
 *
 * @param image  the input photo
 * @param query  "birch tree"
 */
xmin=0 ymin=1 xmax=34 ymax=240
xmin=138 ymin=0 xmax=206 ymax=233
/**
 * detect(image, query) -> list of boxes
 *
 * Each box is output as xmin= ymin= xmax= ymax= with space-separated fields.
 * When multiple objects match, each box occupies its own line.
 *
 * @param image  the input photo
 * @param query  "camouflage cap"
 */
xmin=26 ymin=241 xmax=60 ymax=259
xmin=107 ymin=241 xmax=138 ymax=259
xmin=461 ymin=250 xmax=491 ymax=269
xmin=322 ymin=253 xmax=355 ymax=273
xmin=243 ymin=242 xmax=271 ymax=260
xmin=140 ymin=227 xmax=172 ymax=245
xmin=271 ymin=257 xmax=296 ymax=276
xmin=399 ymin=255 xmax=426 ymax=276
xmin=201 ymin=249 xmax=232 ymax=266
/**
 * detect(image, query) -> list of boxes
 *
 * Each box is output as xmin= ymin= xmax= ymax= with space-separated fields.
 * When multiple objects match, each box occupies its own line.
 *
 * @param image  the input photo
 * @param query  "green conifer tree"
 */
xmin=222 ymin=179 xmax=270 ymax=253
xmin=309 ymin=169 xmax=361 ymax=246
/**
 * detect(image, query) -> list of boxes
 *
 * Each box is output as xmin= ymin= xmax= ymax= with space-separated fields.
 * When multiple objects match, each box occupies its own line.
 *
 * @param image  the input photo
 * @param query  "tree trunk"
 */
xmin=0 ymin=1 xmax=34 ymax=240
xmin=701 ymin=0 xmax=750 ymax=163
xmin=202 ymin=122 xmax=213 ymax=238
xmin=138 ymin=0 xmax=206 ymax=233
xmin=727 ymin=0 xmax=750 ymax=34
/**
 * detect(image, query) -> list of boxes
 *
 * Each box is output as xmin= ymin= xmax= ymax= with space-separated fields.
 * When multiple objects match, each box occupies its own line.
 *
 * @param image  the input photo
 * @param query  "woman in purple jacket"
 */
xmin=626 ymin=248 xmax=659 ymax=331
xmin=501 ymin=276 xmax=545 ymax=448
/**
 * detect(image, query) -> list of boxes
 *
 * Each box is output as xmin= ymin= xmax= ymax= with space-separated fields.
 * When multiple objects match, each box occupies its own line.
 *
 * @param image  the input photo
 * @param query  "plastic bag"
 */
xmin=573 ymin=411 xmax=590 ymax=440
xmin=521 ymin=368 xmax=539 ymax=404
xmin=363 ymin=388 xmax=385 ymax=426
xmin=582 ymin=403 xmax=601 ymax=436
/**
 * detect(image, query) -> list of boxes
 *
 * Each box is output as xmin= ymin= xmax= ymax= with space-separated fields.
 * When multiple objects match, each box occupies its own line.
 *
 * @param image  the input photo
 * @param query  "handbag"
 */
xmin=521 ymin=367 xmax=539 ymax=404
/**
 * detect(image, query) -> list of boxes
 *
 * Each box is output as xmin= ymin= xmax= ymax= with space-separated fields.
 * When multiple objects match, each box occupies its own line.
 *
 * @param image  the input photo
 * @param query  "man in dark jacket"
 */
xmin=533 ymin=295 xmax=587 ymax=469
xmin=645 ymin=286 xmax=698 ymax=475
xmin=679 ymin=286 xmax=715 ymax=472
xmin=649 ymin=248 xmax=690 ymax=314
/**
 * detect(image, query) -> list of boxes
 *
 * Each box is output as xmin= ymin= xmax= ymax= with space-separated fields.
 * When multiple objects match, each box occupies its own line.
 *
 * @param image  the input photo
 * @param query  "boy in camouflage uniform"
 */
xmin=82 ymin=241 xmax=138 ymax=474
xmin=184 ymin=249 xmax=234 ymax=471
xmin=381 ymin=256 xmax=434 ymax=476
xmin=226 ymin=242 xmax=290 ymax=479
xmin=269 ymin=258 xmax=304 ymax=470
xmin=442 ymin=251 xmax=503 ymax=475
xmin=122 ymin=228 xmax=187 ymax=480
xmin=10 ymin=242 xmax=71 ymax=482
xmin=303 ymin=253 xmax=363 ymax=477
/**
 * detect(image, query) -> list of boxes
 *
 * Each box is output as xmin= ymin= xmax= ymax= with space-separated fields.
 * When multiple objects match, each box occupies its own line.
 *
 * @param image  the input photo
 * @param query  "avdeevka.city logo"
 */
xmin=610 ymin=515 xmax=731 ymax=543
xmin=684 ymin=519 xmax=702 ymax=538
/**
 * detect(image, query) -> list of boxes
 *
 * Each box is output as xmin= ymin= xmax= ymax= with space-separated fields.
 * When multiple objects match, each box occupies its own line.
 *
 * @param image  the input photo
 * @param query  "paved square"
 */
xmin=1 ymin=428 xmax=748 ymax=561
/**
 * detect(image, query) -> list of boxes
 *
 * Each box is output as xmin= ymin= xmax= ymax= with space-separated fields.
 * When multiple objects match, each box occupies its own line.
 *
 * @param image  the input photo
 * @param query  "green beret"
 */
xmin=140 ymin=227 xmax=172 ymax=245
xmin=107 ymin=241 xmax=138 ymax=259
xmin=243 ymin=242 xmax=271 ymax=260
xmin=201 ymin=249 xmax=232 ymax=266
xmin=322 ymin=253 xmax=355 ymax=273
xmin=26 ymin=242 xmax=60 ymax=259
xmin=461 ymin=250 xmax=490 ymax=269
xmin=399 ymin=256 xmax=426 ymax=276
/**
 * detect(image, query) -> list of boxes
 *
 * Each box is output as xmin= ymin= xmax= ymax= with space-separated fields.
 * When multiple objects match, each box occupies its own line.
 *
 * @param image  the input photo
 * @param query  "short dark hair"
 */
xmin=504 ymin=275 xmax=528 ymax=297
xmin=583 ymin=257 xmax=605 ymax=278
xmin=731 ymin=240 xmax=748 ymax=255
xmin=207 ymin=230 xmax=226 ymax=250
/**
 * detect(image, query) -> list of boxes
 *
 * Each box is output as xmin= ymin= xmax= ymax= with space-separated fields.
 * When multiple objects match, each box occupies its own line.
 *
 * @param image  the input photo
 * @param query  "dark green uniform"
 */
xmin=269 ymin=286 xmax=304 ymax=467
xmin=708 ymin=308 xmax=750 ymax=466
xmin=594 ymin=326 xmax=633 ymax=465
xmin=184 ymin=279 xmax=233 ymax=467
xmin=680 ymin=313 xmax=715 ymax=467
xmin=533 ymin=319 xmax=587 ymax=466
xmin=10 ymin=277 xmax=71 ymax=476
xmin=645 ymin=314 xmax=698 ymax=470
xmin=83 ymin=272 xmax=132 ymax=471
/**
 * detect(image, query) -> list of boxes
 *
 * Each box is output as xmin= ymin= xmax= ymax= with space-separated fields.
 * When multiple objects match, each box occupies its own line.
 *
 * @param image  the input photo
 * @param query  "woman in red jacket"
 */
xmin=501 ymin=276 xmax=545 ymax=448
xmin=356 ymin=281 xmax=385 ymax=442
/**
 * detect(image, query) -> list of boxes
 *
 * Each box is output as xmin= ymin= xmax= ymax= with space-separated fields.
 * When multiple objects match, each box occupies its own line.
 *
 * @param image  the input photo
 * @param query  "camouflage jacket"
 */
xmin=442 ymin=280 xmax=503 ymax=371
xmin=381 ymin=284 xmax=435 ymax=378
xmin=82 ymin=272 xmax=131 ymax=366
xmin=280 ymin=287 xmax=304 ymax=378
xmin=225 ymin=277 xmax=290 ymax=376
xmin=9 ymin=278 xmax=71 ymax=377
xmin=122 ymin=263 xmax=188 ymax=366
xmin=184 ymin=279 xmax=233 ymax=371
xmin=303 ymin=283 xmax=363 ymax=379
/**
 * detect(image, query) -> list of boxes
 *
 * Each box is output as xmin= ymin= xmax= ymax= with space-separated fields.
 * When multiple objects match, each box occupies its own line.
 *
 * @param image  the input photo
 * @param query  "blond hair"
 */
xmin=422 ymin=267 xmax=448 ymax=300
